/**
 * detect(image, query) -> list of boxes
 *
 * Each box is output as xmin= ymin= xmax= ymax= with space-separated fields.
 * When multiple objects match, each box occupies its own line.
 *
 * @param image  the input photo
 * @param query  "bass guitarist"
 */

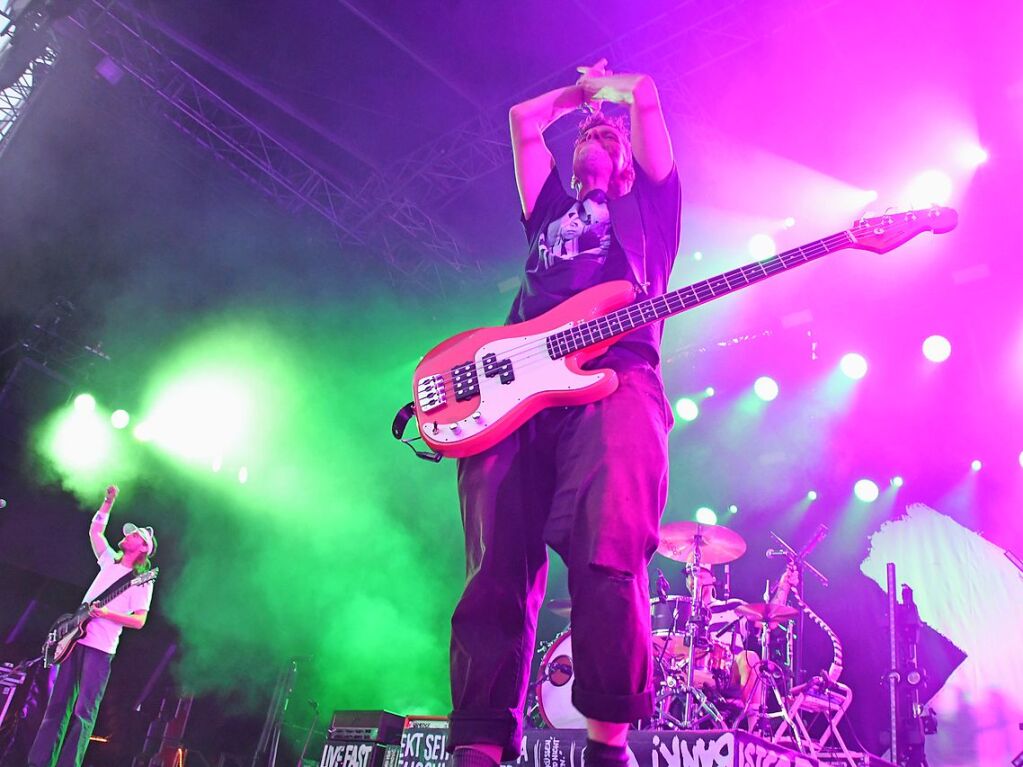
xmin=447 ymin=60 xmax=680 ymax=767
xmin=28 ymin=484 xmax=156 ymax=767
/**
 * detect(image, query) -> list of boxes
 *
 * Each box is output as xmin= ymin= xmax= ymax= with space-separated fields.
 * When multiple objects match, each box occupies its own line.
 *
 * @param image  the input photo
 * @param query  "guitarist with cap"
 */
xmin=28 ymin=484 xmax=157 ymax=767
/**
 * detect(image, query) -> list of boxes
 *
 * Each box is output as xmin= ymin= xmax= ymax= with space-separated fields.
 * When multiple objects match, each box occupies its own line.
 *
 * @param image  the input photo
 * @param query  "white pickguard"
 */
xmin=423 ymin=321 xmax=606 ymax=447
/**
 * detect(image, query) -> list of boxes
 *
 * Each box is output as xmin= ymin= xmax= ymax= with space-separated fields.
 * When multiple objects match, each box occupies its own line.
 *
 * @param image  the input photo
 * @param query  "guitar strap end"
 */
xmin=391 ymin=402 xmax=444 ymax=463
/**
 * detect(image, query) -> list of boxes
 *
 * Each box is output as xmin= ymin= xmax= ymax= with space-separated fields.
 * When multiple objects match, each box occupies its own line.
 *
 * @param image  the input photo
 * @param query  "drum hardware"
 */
xmin=652 ymin=522 xmax=747 ymax=730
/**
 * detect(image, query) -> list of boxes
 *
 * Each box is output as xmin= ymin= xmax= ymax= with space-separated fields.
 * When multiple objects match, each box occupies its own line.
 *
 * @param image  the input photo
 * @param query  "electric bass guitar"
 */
xmin=407 ymin=207 xmax=957 ymax=458
xmin=42 ymin=567 xmax=159 ymax=667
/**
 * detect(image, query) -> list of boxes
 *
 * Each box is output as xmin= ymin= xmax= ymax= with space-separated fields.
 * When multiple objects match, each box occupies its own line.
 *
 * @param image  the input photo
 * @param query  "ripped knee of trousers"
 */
xmin=588 ymin=561 xmax=637 ymax=583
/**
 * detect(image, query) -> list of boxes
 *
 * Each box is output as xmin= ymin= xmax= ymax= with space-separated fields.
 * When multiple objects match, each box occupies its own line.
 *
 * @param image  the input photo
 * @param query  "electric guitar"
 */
xmin=407 ymin=207 xmax=957 ymax=458
xmin=42 ymin=567 xmax=158 ymax=667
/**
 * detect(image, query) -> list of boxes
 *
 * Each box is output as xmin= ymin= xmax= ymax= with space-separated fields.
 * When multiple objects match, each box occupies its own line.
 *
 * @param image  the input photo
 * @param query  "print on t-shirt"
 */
xmin=537 ymin=193 xmax=611 ymax=270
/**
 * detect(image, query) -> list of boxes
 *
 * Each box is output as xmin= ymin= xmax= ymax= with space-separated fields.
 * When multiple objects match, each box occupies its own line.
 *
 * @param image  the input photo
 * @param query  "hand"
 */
xmin=89 ymin=605 xmax=109 ymax=619
xmin=576 ymin=58 xmax=612 ymax=110
xmin=104 ymin=485 xmax=119 ymax=503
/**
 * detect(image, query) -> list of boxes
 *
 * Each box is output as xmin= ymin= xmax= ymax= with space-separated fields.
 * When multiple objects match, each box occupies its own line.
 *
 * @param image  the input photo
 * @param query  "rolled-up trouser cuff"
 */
xmin=572 ymin=684 xmax=654 ymax=724
xmin=448 ymin=709 xmax=523 ymax=762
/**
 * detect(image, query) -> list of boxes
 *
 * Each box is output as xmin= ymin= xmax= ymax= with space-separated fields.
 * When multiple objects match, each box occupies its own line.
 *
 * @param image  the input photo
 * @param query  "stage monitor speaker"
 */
xmin=327 ymin=710 xmax=405 ymax=745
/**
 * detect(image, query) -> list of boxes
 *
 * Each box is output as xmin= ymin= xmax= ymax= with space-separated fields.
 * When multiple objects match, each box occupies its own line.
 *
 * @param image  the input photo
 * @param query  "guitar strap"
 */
xmin=87 ymin=569 xmax=141 ymax=606
xmin=391 ymin=402 xmax=443 ymax=463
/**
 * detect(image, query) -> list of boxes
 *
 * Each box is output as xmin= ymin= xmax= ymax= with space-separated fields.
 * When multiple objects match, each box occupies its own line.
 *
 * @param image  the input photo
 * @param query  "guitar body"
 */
xmin=406 ymin=206 xmax=956 ymax=459
xmin=413 ymin=280 xmax=637 ymax=457
xmin=44 ymin=608 xmax=90 ymax=666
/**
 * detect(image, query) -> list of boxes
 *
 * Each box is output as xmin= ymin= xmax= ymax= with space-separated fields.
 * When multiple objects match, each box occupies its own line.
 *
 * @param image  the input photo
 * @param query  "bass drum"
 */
xmin=535 ymin=630 xmax=586 ymax=728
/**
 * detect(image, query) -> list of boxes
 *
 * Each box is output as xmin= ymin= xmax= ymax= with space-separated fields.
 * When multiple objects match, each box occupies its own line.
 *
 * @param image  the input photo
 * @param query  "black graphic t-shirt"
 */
xmin=508 ymin=162 xmax=682 ymax=367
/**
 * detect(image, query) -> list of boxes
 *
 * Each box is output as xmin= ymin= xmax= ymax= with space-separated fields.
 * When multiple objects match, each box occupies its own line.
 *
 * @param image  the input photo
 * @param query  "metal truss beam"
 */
xmin=69 ymin=0 xmax=477 ymax=281
xmin=363 ymin=0 xmax=842 ymax=220
xmin=0 ymin=3 xmax=58 ymax=164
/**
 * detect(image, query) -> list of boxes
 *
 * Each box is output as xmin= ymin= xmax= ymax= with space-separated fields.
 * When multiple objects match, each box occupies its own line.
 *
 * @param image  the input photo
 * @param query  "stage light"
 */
xmin=1019 ymin=450 xmax=1023 ymax=468
xmin=749 ymin=233 xmax=777 ymax=260
xmin=958 ymin=143 xmax=988 ymax=168
xmin=133 ymin=421 xmax=153 ymax=442
xmin=695 ymin=507 xmax=718 ymax=525
xmin=891 ymin=476 xmax=904 ymax=487
xmin=970 ymin=459 xmax=982 ymax=472
xmin=238 ymin=466 xmax=249 ymax=484
xmin=693 ymin=251 xmax=703 ymax=261
xmin=783 ymin=217 xmax=796 ymax=229
xmin=922 ymin=335 xmax=952 ymax=363
xmin=863 ymin=189 xmax=879 ymax=203
xmin=74 ymin=393 xmax=96 ymax=413
xmin=211 ymin=455 xmax=222 ymax=473
xmin=753 ymin=376 xmax=779 ymax=402
xmin=854 ymin=479 xmax=879 ymax=503
xmin=905 ymin=169 xmax=953 ymax=206
xmin=51 ymin=409 xmax=111 ymax=471
xmin=839 ymin=352 xmax=868 ymax=380
xmin=807 ymin=490 xmax=818 ymax=501
xmin=728 ymin=504 xmax=738 ymax=514
xmin=674 ymin=397 xmax=699 ymax=422
xmin=110 ymin=409 xmax=130 ymax=429
xmin=704 ymin=386 xmax=715 ymax=397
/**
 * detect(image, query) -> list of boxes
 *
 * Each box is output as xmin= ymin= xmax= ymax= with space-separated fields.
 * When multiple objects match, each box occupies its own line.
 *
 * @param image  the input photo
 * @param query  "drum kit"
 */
xmin=533 ymin=520 xmax=801 ymax=735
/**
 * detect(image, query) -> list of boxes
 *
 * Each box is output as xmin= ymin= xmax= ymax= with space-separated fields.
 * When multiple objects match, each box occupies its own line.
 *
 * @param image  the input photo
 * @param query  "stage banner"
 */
xmin=397 ymin=719 xmax=817 ymax=767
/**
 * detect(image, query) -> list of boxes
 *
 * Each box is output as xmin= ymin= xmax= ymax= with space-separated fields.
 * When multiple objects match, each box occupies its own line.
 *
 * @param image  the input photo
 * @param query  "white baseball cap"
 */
xmin=122 ymin=523 xmax=157 ymax=556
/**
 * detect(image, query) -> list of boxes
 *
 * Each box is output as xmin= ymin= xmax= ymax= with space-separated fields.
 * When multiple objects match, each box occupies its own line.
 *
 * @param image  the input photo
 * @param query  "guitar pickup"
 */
xmin=482 ymin=352 xmax=515 ymax=385
xmin=452 ymin=361 xmax=480 ymax=402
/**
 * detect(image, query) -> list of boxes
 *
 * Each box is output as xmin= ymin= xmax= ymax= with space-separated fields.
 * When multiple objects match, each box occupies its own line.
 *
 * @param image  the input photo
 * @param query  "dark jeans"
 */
xmin=449 ymin=355 xmax=673 ymax=760
xmin=27 ymin=644 xmax=113 ymax=767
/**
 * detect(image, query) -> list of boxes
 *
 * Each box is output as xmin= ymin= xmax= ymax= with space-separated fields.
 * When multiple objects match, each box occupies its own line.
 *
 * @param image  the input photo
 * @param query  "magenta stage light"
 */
xmin=854 ymin=479 xmax=880 ymax=503
xmin=958 ymin=143 xmax=989 ymax=168
xmin=748 ymin=233 xmax=776 ymax=260
xmin=906 ymin=169 xmax=953 ymax=206
xmin=754 ymin=376 xmax=779 ymax=402
xmin=970 ymin=459 xmax=982 ymax=472
xmin=922 ymin=335 xmax=952 ymax=363
xmin=1019 ymin=450 xmax=1023 ymax=469
xmin=839 ymin=352 xmax=868 ymax=380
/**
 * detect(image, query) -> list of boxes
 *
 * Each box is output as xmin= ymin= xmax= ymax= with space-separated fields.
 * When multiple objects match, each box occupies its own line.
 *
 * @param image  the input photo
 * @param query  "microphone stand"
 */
xmin=768 ymin=526 xmax=829 ymax=686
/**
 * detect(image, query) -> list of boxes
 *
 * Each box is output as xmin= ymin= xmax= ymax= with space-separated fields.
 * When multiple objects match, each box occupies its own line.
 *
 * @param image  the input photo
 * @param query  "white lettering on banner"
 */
xmin=320 ymin=743 xmax=375 ymax=767
xmin=650 ymin=733 xmax=733 ymax=767
xmin=737 ymin=742 xmax=814 ymax=767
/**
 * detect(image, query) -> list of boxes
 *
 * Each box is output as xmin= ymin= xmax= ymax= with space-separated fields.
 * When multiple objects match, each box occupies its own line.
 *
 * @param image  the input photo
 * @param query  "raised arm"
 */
xmin=508 ymin=84 xmax=587 ymax=219
xmin=89 ymin=484 xmax=118 ymax=561
xmin=577 ymin=71 xmax=674 ymax=183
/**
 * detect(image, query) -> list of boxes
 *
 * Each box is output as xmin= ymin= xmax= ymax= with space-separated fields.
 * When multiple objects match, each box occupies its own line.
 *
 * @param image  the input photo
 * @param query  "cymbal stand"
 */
xmin=674 ymin=533 xmax=726 ymax=729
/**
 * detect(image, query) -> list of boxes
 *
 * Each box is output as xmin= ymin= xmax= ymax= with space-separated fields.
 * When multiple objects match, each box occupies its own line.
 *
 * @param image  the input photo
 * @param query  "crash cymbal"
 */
xmin=547 ymin=598 xmax=572 ymax=618
xmin=656 ymin=521 xmax=747 ymax=565
xmin=735 ymin=602 xmax=799 ymax=627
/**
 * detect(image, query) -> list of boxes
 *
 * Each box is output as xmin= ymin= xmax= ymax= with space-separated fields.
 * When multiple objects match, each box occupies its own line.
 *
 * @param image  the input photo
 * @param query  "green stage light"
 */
xmin=704 ymin=386 xmax=715 ymax=397
xmin=854 ymin=479 xmax=879 ymax=503
xmin=74 ymin=393 xmax=96 ymax=413
xmin=753 ymin=376 xmax=779 ymax=402
xmin=674 ymin=397 xmax=699 ymax=422
xmin=728 ymin=504 xmax=738 ymax=514
xmin=807 ymin=490 xmax=818 ymax=501
xmin=110 ymin=409 xmax=131 ymax=429
xmin=891 ymin=476 xmax=904 ymax=487
xmin=695 ymin=506 xmax=718 ymax=525
xmin=50 ymin=408 xmax=111 ymax=471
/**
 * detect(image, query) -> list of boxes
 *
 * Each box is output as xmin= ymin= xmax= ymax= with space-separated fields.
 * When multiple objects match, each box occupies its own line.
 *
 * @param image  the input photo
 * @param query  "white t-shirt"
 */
xmin=78 ymin=548 xmax=154 ymax=655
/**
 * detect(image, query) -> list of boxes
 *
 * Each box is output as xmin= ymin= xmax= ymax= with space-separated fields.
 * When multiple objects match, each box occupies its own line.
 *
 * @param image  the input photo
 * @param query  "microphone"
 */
xmin=656 ymin=569 xmax=670 ymax=602
xmin=765 ymin=549 xmax=788 ymax=558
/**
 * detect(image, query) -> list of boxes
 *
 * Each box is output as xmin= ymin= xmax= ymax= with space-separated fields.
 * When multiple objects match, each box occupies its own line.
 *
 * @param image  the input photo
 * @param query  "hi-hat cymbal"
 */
xmin=735 ymin=602 xmax=799 ymax=627
xmin=656 ymin=521 xmax=747 ymax=565
xmin=547 ymin=598 xmax=572 ymax=618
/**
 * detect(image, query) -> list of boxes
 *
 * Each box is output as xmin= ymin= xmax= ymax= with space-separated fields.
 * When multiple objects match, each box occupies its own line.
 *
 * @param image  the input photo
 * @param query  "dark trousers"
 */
xmin=27 ymin=644 xmax=113 ymax=767
xmin=450 ymin=356 xmax=673 ymax=760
